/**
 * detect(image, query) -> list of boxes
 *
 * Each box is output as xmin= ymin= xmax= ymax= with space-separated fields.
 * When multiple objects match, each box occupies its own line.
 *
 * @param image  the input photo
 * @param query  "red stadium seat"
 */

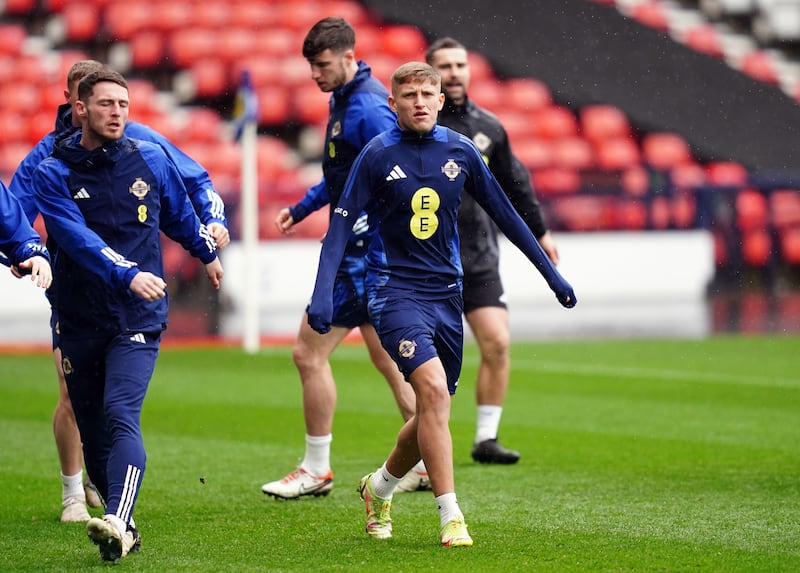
xmin=217 ymin=28 xmax=258 ymax=65
xmin=466 ymin=78 xmax=504 ymax=112
xmin=621 ymin=165 xmax=650 ymax=196
xmin=505 ymin=77 xmax=552 ymax=114
xmin=233 ymin=56 xmax=285 ymax=90
xmin=168 ymin=28 xmax=219 ymax=68
xmin=148 ymin=2 xmax=191 ymax=33
xmin=253 ymin=27 xmax=297 ymax=59
xmin=229 ymin=2 xmax=280 ymax=29
xmin=616 ymin=199 xmax=649 ymax=230
xmin=770 ymin=190 xmax=800 ymax=230
xmin=0 ymin=24 xmax=26 ymax=56
xmin=550 ymin=136 xmax=594 ymax=170
xmin=61 ymin=3 xmax=101 ymax=42
xmin=129 ymin=30 xmax=166 ymax=69
xmin=771 ymin=188 xmax=800 ymax=222
xmin=380 ymin=25 xmax=427 ymax=60
xmin=741 ymin=228 xmax=772 ymax=267
xmin=184 ymin=107 xmax=224 ymax=144
xmin=203 ymin=140 xmax=242 ymax=179
xmin=553 ymin=196 xmax=616 ymax=231
xmin=191 ymin=57 xmax=228 ymax=98
xmin=705 ymin=161 xmax=748 ymax=186
xmin=531 ymin=105 xmax=579 ymax=139
xmin=579 ymin=104 xmax=631 ymax=143
xmin=257 ymin=135 xmax=294 ymax=179
xmin=671 ymin=190 xmax=697 ymax=229
xmin=9 ymin=53 xmax=51 ymax=87
xmin=2 ymin=0 xmax=37 ymax=15
xmin=0 ymin=143 xmax=30 ymax=178
xmin=739 ymin=50 xmax=780 ymax=86
xmin=103 ymin=1 xmax=152 ymax=40
xmin=531 ymin=167 xmax=581 ymax=196
xmin=513 ymin=138 xmax=553 ymax=172
xmin=593 ymin=136 xmax=641 ymax=170
xmin=189 ymin=1 xmax=231 ymax=29
xmin=467 ymin=51 xmax=496 ymax=82
xmin=256 ymin=85 xmax=291 ymax=125
xmin=26 ymin=111 xmax=56 ymax=145
xmin=683 ymin=24 xmax=724 ymax=59
xmin=291 ymin=82 xmax=330 ymax=126
xmin=641 ymin=132 xmax=692 ymax=171
xmin=779 ymin=227 xmax=800 ymax=264
xmin=280 ymin=54 xmax=314 ymax=88
xmin=279 ymin=1 xmax=327 ymax=33
xmin=631 ymin=1 xmax=669 ymax=33
xmin=0 ymin=110 xmax=29 ymax=145
xmin=493 ymin=109 xmax=533 ymax=147
xmin=0 ymin=83 xmax=41 ymax=114
xmin=735 ymin=189 xmax=769 ymax=232
xmin=669 ymin=162 xmax=705 ymax=189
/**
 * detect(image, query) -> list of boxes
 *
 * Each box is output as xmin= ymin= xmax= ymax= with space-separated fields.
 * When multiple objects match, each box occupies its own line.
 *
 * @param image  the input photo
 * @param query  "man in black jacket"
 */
xmin=426 ymin=37 xmax=560 ymax=464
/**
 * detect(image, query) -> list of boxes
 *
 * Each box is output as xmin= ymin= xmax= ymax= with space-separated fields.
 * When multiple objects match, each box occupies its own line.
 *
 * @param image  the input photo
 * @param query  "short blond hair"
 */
xmin=67 ymin=60 xmax=105 ymax=92
xmin=390 ymin=62 xmax=441 ymax=94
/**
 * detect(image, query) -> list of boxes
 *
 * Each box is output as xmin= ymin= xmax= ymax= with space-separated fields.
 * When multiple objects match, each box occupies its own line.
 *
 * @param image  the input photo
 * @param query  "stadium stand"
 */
xmin=1 ymin=0 xmax=799 ymax=292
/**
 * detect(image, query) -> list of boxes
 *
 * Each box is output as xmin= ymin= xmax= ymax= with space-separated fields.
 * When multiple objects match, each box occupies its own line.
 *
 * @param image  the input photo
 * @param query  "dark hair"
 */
xmin=424 ymin=37 xmax=467 ymax=65
xmin=302 ymin=17 xmax=355 ymax=59
xmin=77 ymin=69 xmax=128 ymax=102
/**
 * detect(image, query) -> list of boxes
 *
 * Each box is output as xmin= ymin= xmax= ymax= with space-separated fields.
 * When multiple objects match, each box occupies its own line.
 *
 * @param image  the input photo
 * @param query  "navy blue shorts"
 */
xmin=329 ymin=252 xmax=370 ymax=329
xmin=368 ymin=288 xmax=464 ymax=395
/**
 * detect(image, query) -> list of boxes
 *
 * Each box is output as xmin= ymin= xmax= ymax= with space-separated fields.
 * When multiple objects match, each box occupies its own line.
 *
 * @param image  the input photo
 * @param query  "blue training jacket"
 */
xmin=33 ymin=131 xmax=218 ymax=336
xmin=9 ymin=103 xmax=226 ymax=228
xmin=289 ymin=62 xmax=396 ymax=255
xmin=0 ymin=180 xmax=49 ymax=268
xmin=307 ymin=124 xmax=576 ymax=333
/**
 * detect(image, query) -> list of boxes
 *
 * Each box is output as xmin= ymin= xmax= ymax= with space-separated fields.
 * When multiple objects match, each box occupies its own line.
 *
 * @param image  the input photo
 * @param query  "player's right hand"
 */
xmin=129 ymin=271 xmax=167 ymax=301
xmin=274 ymin=208 xmax=295 ymax=234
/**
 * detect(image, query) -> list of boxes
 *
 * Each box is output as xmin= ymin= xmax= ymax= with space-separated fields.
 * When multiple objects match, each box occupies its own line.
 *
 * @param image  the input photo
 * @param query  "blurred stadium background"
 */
xmin=1 ymin=0 xmax=799 ymax=344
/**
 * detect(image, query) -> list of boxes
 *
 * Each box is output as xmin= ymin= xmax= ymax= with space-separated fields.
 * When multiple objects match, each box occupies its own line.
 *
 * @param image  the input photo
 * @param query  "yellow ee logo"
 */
xmin=137 ymin=204 xmax=148 ymax=223
xmin=409 ymin=187 xmax=440 ymax=240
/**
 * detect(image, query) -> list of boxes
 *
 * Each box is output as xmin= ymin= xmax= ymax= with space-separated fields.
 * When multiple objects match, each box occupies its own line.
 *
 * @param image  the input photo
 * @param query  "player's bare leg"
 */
xmin=466 ymin=306 xmax=519 ymax=464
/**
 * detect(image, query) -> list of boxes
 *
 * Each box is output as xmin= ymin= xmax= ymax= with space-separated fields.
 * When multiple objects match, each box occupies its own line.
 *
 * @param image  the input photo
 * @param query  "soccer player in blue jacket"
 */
xmin=10 ymin=59 xmax=229 ymax=523
xmin=0 ymin=179 xmax=51 ymax=289
xmin=263 ymin=17 xmax=425 ymax=499
xmin=307 ymin=62 xmax=576 ymax=547
xmin=32 ymin=69 xmax=223 ymax=563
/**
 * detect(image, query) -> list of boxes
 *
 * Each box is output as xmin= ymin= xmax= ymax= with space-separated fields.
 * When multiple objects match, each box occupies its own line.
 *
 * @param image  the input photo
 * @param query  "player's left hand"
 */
xmin=205 ymin=257 xmax=224 ymax=289
xmin=551 ymin=277 xmax=577 ymax=308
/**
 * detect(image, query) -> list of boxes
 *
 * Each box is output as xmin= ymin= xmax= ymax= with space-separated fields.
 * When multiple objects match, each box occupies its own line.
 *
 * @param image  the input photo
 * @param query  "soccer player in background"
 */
xmin=426 ymin=37 xmax=560 ymax=465
xmin=306 ymin=62 xmax=576 ymax=547
xmin=10 ymin=59 xmax=229 ymax=522
xmin=32 ymin=69 xmax=223 ymax=563
xmin=0 ymin=179 xmax=51 ymax=289
xmin=262 ymin=17 xmax=428 ymax=499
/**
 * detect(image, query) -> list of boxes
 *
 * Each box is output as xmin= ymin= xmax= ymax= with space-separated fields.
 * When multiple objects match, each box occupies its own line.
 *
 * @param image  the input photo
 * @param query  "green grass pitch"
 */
xmin=1 ymin=336 xmax=798 ymax=572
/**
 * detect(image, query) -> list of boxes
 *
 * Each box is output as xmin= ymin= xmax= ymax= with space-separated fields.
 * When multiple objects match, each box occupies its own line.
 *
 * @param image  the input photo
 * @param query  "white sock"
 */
xmin=61 ymin=470 xmax=85 ymax=501
xmin=435 ymin=492 xmax=464 ymax=528
xmin=412 ymin=459 xmax=427 ymax=474
xmin=475 ymin=405 xmax=502 ymax=443
xmin=371 ymin=463 xmax=401 ymax=499
xmin=301 ymin=433 xmax=332 ymax=477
